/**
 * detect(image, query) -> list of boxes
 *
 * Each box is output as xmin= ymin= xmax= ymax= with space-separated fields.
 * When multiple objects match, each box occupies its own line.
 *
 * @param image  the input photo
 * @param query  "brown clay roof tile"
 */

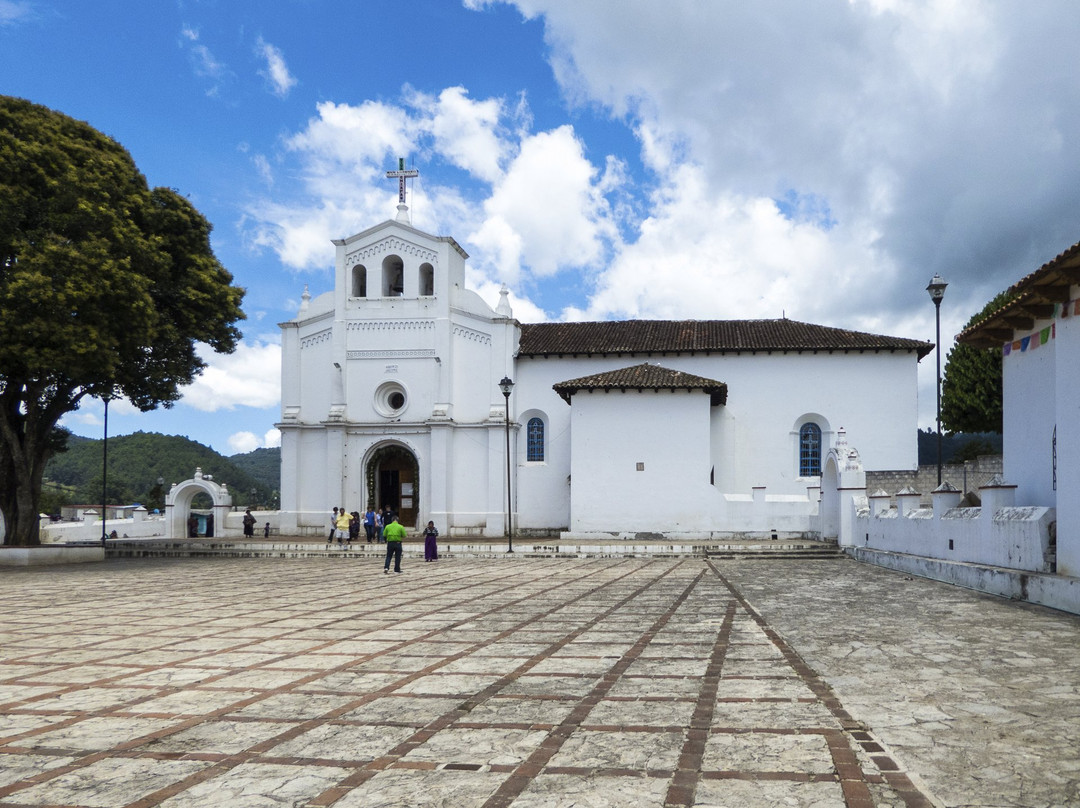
xmin=519 ymin=318 xmax=932 ymax=358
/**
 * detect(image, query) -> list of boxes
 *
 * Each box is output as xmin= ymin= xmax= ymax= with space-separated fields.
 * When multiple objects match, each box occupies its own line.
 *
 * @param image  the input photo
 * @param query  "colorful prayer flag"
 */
xmin=1040 ymin=327 xmax=1051 ymax=345
xmin=1020 ymin=336 xmax=1031 ymax=351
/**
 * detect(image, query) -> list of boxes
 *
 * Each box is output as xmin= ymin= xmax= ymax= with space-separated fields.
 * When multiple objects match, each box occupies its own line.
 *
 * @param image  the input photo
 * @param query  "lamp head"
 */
xmin=926 ymin=274 xmax=948 ymax=303
xmin=498 ymin=376 xmax=514 ymax=397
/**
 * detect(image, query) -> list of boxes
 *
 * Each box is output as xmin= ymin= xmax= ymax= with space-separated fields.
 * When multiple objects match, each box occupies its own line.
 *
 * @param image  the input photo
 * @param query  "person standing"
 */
xmin=335 ymin=507 xmax=351 ymax=547
xmin=374 ymin=509 xmax=384 ymax=543
xmin=423 ymin=521 xmax=439 ymax=562
xmin=382 ymin=515 xmax=407 ymax=573
xmin=363 ymin=507 xmax=376 ymax=543
xmin=242 ymin=509 xmax=256 ymax=537
xmin=327 ymin=506 xmax=339 ymax=547
xmin=348 ymin=511 xmax=360 ymax=545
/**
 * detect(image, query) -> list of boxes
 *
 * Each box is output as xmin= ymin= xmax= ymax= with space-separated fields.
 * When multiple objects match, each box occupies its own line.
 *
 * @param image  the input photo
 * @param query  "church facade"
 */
xmin=278 ymin=204 xmax=932 ymax=539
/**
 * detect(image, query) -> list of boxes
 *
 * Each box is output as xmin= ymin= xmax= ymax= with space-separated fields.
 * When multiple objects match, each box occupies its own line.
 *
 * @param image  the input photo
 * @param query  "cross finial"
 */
xmin=386 ymin=157 xmax=419 ymax=205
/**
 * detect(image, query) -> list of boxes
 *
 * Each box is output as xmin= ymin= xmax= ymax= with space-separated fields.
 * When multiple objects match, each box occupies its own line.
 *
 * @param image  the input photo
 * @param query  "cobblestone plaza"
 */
xmin=1 ymin=556 xmax=1077 ymax=807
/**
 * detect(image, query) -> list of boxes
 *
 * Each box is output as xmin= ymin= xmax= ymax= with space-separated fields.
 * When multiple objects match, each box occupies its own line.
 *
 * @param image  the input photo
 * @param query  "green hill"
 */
xmin=44 ymin=431 xmax=277 ymax=511
xmin=227 ymin=447 xmax=281 ymax=492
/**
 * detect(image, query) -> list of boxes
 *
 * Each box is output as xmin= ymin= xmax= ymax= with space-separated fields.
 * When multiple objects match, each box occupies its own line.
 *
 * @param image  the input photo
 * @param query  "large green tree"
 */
xmin=940 ymin=289 xmax=1016 ymax=435
xmin=0 ymin=96 xmax=244 ymax=546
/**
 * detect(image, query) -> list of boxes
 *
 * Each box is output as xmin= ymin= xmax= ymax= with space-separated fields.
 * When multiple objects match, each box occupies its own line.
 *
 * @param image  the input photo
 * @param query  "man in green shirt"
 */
xmin=383 ymin=515 xmax=407 ymax=574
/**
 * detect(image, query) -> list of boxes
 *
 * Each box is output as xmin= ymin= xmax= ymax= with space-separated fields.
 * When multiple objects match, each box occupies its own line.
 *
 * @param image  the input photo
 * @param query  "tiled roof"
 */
xmin=553 ymin=363 xmax=728 ymax=405
xmin=959 ymin=239 xmax=1080 ymax=348
xmin=519 ymin=318 xmax=933 ymax=358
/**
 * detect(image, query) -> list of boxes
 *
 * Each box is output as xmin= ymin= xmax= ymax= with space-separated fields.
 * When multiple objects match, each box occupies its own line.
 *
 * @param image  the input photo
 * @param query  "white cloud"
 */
xmin=223 ymin=427 xmax=281 ymax=454
xmin=180 ymin=341 xmax=281 ymax=412
xmin=178 ymin=25 xmax=229 ymax=96
xmin=227 ymin=431 xmax=260 ymax=454
xmin=470 ymin=125 xmax=617 ymax=282
xmin=255 ymin=36 xmax=297 ymax=98
xmin=410 ymin=86 xmax=507 ymax=182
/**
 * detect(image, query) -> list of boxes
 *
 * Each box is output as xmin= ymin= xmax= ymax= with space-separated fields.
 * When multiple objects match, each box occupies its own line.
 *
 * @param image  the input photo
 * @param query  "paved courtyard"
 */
xmin=0 ymin=555 xmax=1076 ymax=807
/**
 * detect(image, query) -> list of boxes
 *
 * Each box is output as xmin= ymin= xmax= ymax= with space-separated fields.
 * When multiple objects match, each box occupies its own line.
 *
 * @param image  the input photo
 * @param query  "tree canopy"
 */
xmin=940 ymin=289 xmax=1016 ymax=435
xmin=0 ymin=96 xmax=245 ymax=545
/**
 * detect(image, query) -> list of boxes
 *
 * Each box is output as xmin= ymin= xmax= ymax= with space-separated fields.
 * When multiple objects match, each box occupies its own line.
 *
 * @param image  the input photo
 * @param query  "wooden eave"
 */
xmin=959 ymin=244 xmax=1080 ymax=348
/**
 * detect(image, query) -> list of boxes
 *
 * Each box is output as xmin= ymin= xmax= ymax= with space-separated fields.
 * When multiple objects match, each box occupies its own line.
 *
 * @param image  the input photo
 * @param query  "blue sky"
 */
xmin=4 ymin=1 xmax=1080 ymax=456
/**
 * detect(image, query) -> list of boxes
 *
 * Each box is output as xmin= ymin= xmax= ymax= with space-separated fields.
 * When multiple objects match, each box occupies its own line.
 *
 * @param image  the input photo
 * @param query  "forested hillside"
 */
xmin=43 ymin=432 xmax=279 ymax=512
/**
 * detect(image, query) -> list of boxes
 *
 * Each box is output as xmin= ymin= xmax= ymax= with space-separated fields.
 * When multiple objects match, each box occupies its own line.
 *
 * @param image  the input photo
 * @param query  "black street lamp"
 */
xmin=101 ymin=393 xmax=110 ymax=546
xmin=498 ymin=376 xmax=514 ymax=553
xmin=926 ymin=274 xmax=948 ymax=485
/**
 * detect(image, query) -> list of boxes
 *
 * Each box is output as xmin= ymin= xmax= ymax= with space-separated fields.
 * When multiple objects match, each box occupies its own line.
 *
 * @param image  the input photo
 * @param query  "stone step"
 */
xmin=104 ymin=538 xmax=846 ymax=561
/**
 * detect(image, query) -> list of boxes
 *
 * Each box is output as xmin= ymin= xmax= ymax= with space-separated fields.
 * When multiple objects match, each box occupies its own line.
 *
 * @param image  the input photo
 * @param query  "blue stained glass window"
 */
xmin=527 ymin=417 xmax=544 ymax=462
xmin=799 ymin=423 xmax=822 ymax=477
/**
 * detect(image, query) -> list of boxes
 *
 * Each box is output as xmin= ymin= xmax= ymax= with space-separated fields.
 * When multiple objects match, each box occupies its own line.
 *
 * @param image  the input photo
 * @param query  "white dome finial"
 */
xmin=495 ymin=285 xmax=513 ymax=318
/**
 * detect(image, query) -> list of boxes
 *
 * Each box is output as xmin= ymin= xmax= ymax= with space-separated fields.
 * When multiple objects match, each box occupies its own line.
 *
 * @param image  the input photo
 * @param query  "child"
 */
xmin=263 ymin=522 xmax=270 ymax=538
xmin=423 ymin=520 xmax=439 ymax=562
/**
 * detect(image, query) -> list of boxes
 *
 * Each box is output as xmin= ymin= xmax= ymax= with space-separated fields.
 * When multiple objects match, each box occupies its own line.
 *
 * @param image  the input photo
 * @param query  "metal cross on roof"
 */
xmin=386 ymin=157 xmax=419 ymax=204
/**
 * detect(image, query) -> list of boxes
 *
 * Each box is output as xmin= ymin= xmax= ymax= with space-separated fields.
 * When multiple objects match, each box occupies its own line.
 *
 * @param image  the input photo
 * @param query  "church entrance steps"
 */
xmin=103 ymin=537 xmax=843 ymax=560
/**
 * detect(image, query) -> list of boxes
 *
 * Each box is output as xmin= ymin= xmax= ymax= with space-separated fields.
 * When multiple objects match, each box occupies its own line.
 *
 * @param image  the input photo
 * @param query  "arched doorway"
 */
xmin=366 ymin=444 xmax=419 ymax=527
xmin=164 ymin=468 xmax=233 ymax=539
xmin=819 ymin=453 xmax=840 ymax=541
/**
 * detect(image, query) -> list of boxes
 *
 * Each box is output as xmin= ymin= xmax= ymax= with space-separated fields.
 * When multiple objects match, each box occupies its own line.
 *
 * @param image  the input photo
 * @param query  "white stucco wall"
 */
xmin=1056 ymin=307 xmax=1080 ymax=576
xmin=513 ymin=349 xmax=921 ymax=530
xmin=1002 ymin=330 xmax=1056 ymax=507
xmin=1000 ymin=284 xmax=1079 ymax=577
xmin=568 ymin=389 xmax=715 ymax=532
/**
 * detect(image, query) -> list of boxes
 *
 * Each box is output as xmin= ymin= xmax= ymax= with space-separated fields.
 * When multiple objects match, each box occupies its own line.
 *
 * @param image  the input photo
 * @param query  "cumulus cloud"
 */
xmin=493 ymin=0 xmax=1080 ymax=326
xmin=470 ymin=126 xmax=617 ymax=282
xmin=255 ymin=36 xmax=297 ymax=98
xmin=227 ymin=431 xmax=260 ymax=454
xmin=181 ymin=341 xmax=281 ymax=412
xmin=242 ymin=89 xmax=623 ymax=310
xmin=243 ymin=0 xmax=1080 ymax=392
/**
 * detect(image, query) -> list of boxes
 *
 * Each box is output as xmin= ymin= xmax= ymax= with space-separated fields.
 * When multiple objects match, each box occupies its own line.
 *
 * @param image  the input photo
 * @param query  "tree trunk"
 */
xmin=0 ymin=383 xmax=75 ymax=547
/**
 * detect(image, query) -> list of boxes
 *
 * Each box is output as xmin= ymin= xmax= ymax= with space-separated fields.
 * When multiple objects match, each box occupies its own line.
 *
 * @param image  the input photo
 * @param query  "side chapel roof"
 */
xmin=959 ymin=238 xmax=1080 ymax=348
xmin=519 ymin=318 xmax=933 ymax=359
xmin=553 ymin=363 xmax=728 ymax=406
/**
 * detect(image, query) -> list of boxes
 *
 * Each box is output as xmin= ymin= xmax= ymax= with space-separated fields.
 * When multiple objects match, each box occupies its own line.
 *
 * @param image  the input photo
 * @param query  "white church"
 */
xmin=277 ymin=176 xmax=932 ymax=539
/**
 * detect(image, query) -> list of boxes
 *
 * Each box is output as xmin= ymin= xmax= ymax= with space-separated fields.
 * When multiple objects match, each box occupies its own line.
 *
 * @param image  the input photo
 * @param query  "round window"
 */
xmin=374 ymin=382 xmax=408 ymax=417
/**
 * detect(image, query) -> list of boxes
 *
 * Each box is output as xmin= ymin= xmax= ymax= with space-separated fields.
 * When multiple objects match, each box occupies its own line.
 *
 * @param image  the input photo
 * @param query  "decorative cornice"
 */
xmin=346 ymin=320 xmax=435 ymax=333
xmin=300 ymin=329 xmax=332 ymax=350
xmin=453 ymin=324 xmax=492 ymax=345
xmin=348 ymin=349 xmax=436 ymax=360
xmin=346 ymin=237 xmax=438 ymax=266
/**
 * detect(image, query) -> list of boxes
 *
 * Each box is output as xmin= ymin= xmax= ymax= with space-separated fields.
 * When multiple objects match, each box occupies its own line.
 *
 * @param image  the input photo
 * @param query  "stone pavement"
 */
xmin=0 ymin=556 xmax=1075 ymax=807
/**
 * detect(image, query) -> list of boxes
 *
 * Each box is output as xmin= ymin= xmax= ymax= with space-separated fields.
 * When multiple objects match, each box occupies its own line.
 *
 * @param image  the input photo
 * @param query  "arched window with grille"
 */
xmin=527 ymin=417 xmax=545 ymax=462
xmin=799 ymin=422 xmax=822 ymax=477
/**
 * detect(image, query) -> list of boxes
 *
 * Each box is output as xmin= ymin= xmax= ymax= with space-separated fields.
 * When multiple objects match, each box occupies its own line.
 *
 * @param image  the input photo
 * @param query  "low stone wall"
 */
xmin=848 ymin=547 xmax=1080 ymax=616
xmin=866 ymin=455 xmax=1002 ymax=505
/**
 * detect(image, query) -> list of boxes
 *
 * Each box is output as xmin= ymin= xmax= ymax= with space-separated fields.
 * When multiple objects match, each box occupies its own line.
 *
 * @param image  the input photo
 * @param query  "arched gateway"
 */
xmin=165 ymin=468 xmax=233 ymax=539
xmin=366 ymin=444 xmax=419 ymax=527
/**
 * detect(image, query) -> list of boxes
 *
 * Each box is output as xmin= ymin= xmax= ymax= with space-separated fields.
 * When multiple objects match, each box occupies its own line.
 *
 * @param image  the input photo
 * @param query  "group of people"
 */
xmin=328 ymin=506 xmax=441 ymax=573
xmin=327 ymin=506 xmax=395 ymax=546
xmin=242 ymin=509 xmax=269 ymax=538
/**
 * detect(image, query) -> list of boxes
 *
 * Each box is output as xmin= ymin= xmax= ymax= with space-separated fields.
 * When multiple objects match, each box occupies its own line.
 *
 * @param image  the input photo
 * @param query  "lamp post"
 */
xmin=498 ymin=376 xmax=514 ymax=553
xmin=101 ymin=393 xmax=110 ymax=546
xmin=926 ymin=274 xmax=948 ymax=485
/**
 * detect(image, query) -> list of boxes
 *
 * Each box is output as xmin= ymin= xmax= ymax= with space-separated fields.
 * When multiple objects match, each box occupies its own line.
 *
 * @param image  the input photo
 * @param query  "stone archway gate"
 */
xmin=165 ymin=468 xmax=233 ymax=539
